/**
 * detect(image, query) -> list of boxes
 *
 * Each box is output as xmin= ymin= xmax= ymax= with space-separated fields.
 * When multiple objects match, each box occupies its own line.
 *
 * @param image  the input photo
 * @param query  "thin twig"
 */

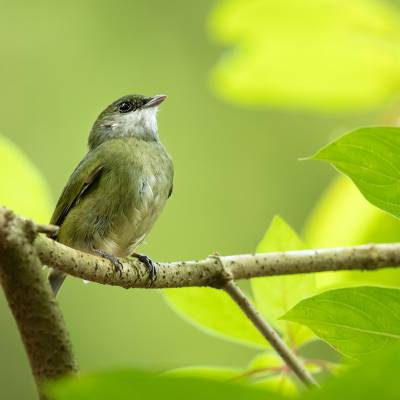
xmin=223 ymin=280 xmax=318 ymax=387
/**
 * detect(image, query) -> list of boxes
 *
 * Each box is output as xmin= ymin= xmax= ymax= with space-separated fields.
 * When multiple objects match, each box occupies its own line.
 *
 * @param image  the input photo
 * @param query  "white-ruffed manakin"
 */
xmin=48 ymin=94 xmax=173 ymax=295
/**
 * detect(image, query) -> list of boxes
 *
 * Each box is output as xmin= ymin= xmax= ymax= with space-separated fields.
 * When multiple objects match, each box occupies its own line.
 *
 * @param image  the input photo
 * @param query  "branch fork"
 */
xmin=2 ymin=207 xmax=400 ymax=397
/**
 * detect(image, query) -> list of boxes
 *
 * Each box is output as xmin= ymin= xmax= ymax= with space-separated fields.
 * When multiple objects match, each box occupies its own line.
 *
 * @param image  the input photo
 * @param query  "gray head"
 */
xmin=88 ymin=94 xmax=167 ymax=149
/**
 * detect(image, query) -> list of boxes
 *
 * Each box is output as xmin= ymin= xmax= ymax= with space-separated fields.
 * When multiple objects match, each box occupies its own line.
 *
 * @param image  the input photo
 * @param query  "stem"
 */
xmin=223 ymin=280 xmax=318 ymax=388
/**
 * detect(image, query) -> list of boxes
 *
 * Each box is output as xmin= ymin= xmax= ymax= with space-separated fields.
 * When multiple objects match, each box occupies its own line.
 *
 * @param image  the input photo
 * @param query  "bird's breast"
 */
xmin=98 ymin=164 xmax=171 ymax=257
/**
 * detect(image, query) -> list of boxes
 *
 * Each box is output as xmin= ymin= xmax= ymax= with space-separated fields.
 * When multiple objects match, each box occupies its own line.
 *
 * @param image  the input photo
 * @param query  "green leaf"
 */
xmin=249 ymin=352 xmax=324 ymax=375
xmin=253 ymin=374 xmax=297 ymax=397
xmin=282 ymin=286 xmax=400 ymax=358
xmin=252 ymin=216 xmax=316 ymax=346
xmin=0 ymin=135 xmax=52 ymax=223
xmin=46 ymin=369 xmax=284 ymax=400
xmin=164 ymin=287 xmax=266 ymax=348
xmin=165 ymin=358 xmax=297 ymax=396
xmin=304 ymin=176 xmax=400 ymax=289
xmin=310 ymin=127 xmax=400 ymax=219
xmin=209 ymin=0 xmax=400 ymax=112
xmin=247 ymin=353 xmax=297 ymax=396
xmin=164 ymin=366 xmax=240 ymax=381
xmin=303 ymin=344 xmax=400 ymax=400
xmin=55 ymin=346 xmax=400 ymax=400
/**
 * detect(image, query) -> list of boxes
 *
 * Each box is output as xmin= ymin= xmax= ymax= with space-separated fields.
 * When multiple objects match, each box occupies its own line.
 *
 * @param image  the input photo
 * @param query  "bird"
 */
xmin=48 ymin=94 xmax=174 ymax=295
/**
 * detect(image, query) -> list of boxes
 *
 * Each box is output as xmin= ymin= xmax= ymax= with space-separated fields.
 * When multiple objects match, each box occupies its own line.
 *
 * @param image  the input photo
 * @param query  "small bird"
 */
xmin=48 ymin=94 xmax=174 ymax=295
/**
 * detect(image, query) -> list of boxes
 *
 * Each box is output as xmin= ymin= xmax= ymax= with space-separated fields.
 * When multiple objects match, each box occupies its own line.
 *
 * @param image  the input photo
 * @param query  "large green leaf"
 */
xmin=0 ymin=135 xmax=52 ymax=223
xmin=209 ymin=0 xmax=400 ymax=112
xmin=303 ymin=344 xmax=400 ymax=400
xmin=164 ymin=366 xmax=240 ymax=381
xmin=166 ymin=354 xmax=298 ymax=397
xmin=304 ymin=176 xmax=400 ymax=288
xmin=252 ymin=216 xmax=315 ymax=347
xmin=45 ymin=369 xmax=283 ymax=400
xmin=310 ymin=127 xmax=400 ymax=219
xmin=47 ymin=346 xmax=400 ymax=400
xmin=282 ymin=286 xmax=400 ymax=358
xmin=164 ymin=287 xmax=266 ymax=348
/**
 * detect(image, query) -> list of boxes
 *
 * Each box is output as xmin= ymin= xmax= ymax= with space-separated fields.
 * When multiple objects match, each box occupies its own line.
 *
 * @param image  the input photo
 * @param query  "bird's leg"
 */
xmin=131 ymin=253 xmax=157 ymax=283
xmin=93 ymin=249 xmax=123 ymax=274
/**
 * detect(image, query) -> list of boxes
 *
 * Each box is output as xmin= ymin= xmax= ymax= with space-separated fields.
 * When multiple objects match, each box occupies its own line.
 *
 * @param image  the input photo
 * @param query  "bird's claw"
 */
xmin=93 ymin=249 xmax=123 ymax=274
xmin=133 ymin=253 xmax=157 ymax=283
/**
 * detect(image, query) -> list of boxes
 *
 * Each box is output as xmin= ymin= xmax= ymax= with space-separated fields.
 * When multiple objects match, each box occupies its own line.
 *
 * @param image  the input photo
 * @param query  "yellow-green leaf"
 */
xmin=304 ymin=176 xmax=400 ymax=289
xmin=164 ymin=366 xmax=240 ymax=381
xmin=46 ymin=369 xmax=283 ymax=400
xmin=252 ymin=216 xmax=316 ymax=347
xmin=164 ymin=287 xmax=266 ymax=348
xmin=0 ymin=135 xmax=52 ymax=223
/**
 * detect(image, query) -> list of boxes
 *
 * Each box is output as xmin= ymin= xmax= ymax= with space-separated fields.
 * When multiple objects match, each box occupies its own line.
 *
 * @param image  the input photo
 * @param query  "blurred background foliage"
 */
xmin=209 ymin=0 xmax=400 ymax=111
xmin=2 ymin=0 xmax=400 ymax=398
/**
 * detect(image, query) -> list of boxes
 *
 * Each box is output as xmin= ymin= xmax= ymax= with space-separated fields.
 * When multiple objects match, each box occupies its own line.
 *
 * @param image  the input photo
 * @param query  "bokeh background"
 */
xmin=2 ymin=0 xmax=400 ymax=398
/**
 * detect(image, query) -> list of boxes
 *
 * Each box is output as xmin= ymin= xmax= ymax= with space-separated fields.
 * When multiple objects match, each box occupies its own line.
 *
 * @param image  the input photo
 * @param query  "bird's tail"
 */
xmin=48 ymin=269 xmax=66 ymax=296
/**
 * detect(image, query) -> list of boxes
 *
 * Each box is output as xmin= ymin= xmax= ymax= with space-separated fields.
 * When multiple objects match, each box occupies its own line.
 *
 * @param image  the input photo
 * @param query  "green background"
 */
xmin=0 ymin=0 xmax=389 ymax=398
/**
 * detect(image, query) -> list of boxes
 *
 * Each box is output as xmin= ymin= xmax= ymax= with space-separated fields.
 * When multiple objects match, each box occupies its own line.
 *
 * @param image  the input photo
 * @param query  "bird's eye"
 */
xmin=118 ymin=101 xmax=134 ymax=113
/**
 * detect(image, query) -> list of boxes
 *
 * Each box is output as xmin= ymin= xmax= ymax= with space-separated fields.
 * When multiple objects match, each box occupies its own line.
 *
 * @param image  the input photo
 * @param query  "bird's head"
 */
xmin=89 ymin=94 xmax=167 ymax=149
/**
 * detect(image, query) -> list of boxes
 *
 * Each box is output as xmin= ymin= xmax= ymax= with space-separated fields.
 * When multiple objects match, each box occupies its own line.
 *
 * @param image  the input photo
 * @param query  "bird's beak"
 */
xmin=143 ymin=94 xmax=167 ymax=109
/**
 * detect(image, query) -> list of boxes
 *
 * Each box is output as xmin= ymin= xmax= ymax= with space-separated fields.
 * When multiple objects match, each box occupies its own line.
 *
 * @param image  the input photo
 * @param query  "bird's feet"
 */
xmin=132 ymin=253 xmax=157 ymax=283
xmin=93 ymin=249 xmax=123 ymax=274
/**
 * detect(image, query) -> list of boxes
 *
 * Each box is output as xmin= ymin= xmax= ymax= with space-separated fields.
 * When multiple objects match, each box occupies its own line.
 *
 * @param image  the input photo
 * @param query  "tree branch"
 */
xmin=0 ymin=209 xmax=78 ymax=399
xmin=34 ymin=231 xmax=400 ymax=289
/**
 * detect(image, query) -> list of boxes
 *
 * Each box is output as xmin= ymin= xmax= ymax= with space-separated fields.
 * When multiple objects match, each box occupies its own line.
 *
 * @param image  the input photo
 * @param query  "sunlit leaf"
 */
xmin=0 ymin=135 xmax=52 ymax=223
xmin=253 ymin=374 xmax=297 ymax=396
xmin=282 ymin=286 xmax=400 ymax=358
xmin=304 ymin=176 xmax=400 ymax=288
xmin=164 ymin=287 xmax=266 ymax=348
xmin=209 ymin=0 xmax=400 ymax=112
xmin=249 ymin=352 xmax=283 ymax=370
xmin=252 ymin=216 xmax=316 ymax=346
xmin=164 ymin=366 xmax=240 ymax=381
xmin=247 ymin=353 xmax=297 ymax=396
xmin=304 ymin=176 xmax=400 ymax=247
xmin=165 ymin=357 xmax=297 ymax=397
xmin=310 ymin=127 xmax=400 ymax=219
xmin=250 ymin=352 xmax=324 ymax=376
xmin=45 ymin=369 xmax=283 ymax=400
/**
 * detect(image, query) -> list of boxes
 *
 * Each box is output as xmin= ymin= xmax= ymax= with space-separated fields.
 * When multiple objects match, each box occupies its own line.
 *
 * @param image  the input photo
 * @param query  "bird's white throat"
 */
xmin=122 ymin=107 xmax=158 ymax=137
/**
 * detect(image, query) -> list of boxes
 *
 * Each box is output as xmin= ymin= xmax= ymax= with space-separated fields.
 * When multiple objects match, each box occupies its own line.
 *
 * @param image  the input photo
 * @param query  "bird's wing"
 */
xmin=50 ymin=154 xmax=104 ymax=228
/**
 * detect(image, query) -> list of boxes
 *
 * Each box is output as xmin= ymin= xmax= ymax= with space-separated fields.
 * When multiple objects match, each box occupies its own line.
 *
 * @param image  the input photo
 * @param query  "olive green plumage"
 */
xmin=49 ymin=94 xmax=173 ymax=294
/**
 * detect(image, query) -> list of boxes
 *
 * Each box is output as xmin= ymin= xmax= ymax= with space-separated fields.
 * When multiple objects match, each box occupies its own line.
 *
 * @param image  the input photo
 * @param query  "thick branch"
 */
xmin=34 ymin=233 xmax=400 ymax=289
xmin=0 ymin=209 xmax=77 ymax=399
